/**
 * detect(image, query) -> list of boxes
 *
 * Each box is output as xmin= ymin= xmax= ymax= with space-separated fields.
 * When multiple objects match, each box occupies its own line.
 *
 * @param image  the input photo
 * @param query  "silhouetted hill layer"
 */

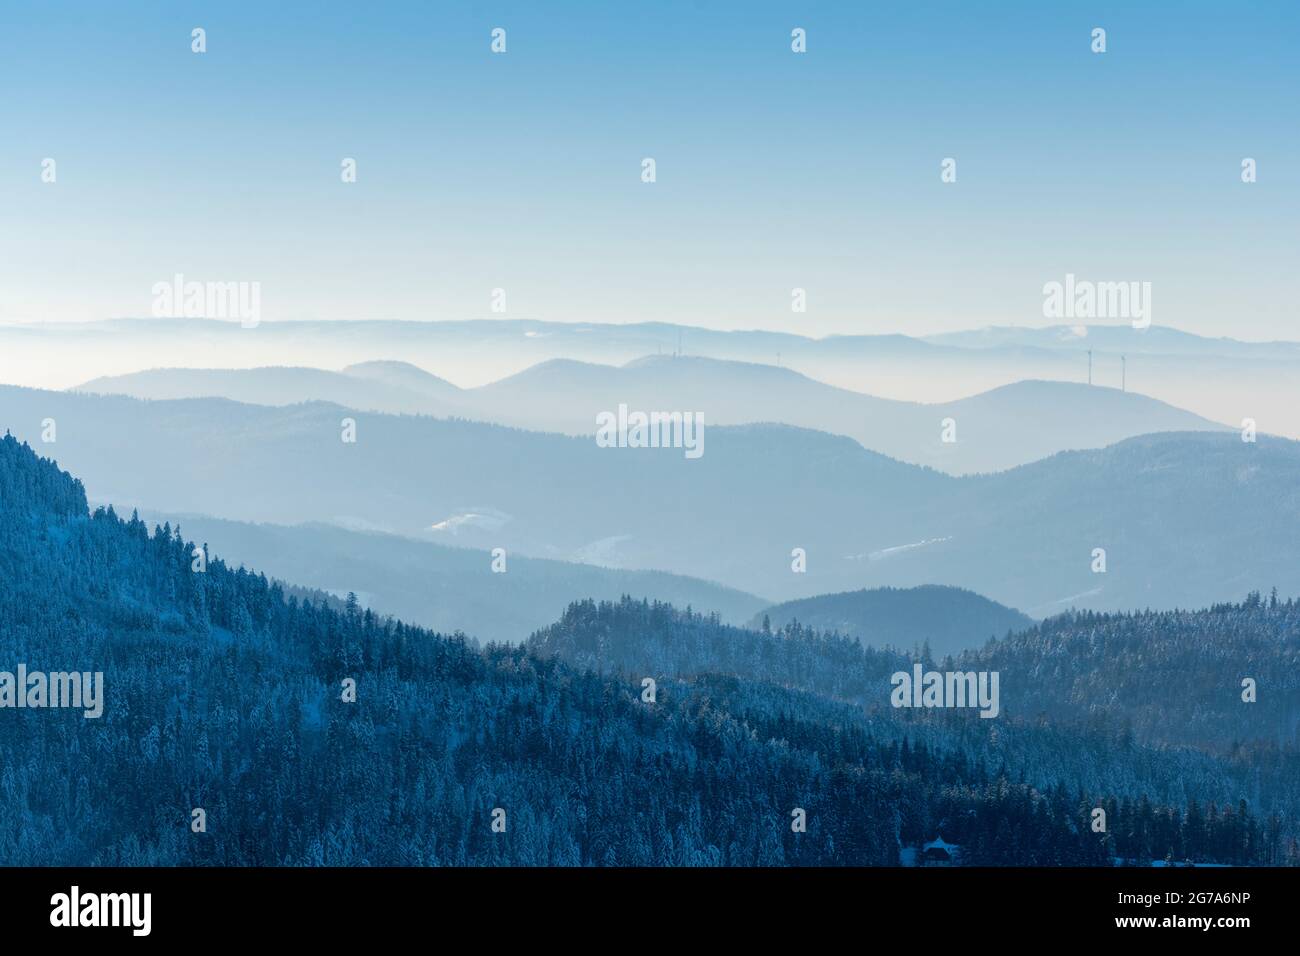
xmin=9 ymin=316 xmax=1300 ymax=436
xmin=79 ymin=356 xmax=1225 ymax=475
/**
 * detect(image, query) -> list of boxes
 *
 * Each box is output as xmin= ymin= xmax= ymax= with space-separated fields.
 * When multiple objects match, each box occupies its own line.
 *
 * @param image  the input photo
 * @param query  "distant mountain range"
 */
xmin=76 ymin=363 xmax=466 ymax=418
xmin=5 ymin=317 xmax=1300 ymax=437
xmin=4 ymin=384 xmax=1296 ymax=612
xmin=747 ymin=585 xmax=1034 ymax=658
xmin=78 ymin=357 xmax=1226 ymax=475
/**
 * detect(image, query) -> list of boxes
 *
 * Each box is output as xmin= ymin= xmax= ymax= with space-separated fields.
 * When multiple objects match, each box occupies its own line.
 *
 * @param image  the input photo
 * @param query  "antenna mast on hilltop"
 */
xmin=1121 ymin=355 xmax=1126 ymax=392
xmin=1087 ymin=349 xmax=1093 ymax=386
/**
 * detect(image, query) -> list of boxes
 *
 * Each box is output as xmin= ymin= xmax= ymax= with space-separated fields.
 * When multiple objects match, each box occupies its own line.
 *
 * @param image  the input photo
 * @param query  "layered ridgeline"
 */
xmin=2 ymin=436 xmax=1291 ymax=865
xmin=4 ymin=384 xmax=1298 ymax=612
xmin=748 ymin=585 xmax=1034 ymax=658
xmin=9 ymin=317 xmax=1300 ymax=437
xmin=77 ymin=357 xmax=1225 ymax=476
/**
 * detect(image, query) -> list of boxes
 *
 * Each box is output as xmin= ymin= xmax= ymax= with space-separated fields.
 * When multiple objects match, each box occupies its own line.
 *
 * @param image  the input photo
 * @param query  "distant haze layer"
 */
xmin=4 ymin=318 xmax=1298 ymax=438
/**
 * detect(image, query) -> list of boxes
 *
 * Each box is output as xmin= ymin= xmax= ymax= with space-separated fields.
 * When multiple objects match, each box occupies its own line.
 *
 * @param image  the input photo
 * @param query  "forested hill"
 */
xmin=963 ymin=601 xmax=1300 ymax=751
xmin=0 ymin=437 xmax=87 ymax=518
xmin=531 ymin=595 xmax=1300 ymax=753
xmin=528 ymin=596 xmax=1300 ymax=862
xmin=528 ymin=596 xmax=911 ymax=702
xmin=0 ymin=435 xmax=1293 ymax=865
xmin=747 ymin=585 xmax=1034 ymax=658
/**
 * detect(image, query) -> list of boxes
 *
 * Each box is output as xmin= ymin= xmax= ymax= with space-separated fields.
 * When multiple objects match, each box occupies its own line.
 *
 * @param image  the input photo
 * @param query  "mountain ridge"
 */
xmin=3 ymin=384 xmax=1295 ymax=612
xmin=748 ymin=585 xmax=1035 ymax=658
xmin=74 ymin=357 xmax=1227 ymax=476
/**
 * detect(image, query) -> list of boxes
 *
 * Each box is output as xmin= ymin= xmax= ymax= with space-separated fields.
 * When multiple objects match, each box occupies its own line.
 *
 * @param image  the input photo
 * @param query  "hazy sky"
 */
xmin=1 ymin=1 xmax=1295 ymax=339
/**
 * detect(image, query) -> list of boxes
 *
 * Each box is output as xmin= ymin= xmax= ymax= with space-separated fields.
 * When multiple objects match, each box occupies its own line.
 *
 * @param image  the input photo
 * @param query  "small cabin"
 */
xmin=920 ymin=835 xmax=959 ymax=866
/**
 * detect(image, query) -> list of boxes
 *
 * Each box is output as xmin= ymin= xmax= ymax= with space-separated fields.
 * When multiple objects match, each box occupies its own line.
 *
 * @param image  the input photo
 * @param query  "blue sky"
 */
xmin=0 ymin=0 xmax=1295 ymax=338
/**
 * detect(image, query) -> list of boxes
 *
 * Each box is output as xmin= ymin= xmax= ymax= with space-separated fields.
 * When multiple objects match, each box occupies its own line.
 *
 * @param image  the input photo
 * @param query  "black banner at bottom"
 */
xmin=0 ymin=865 xmax=1280 ymax=941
